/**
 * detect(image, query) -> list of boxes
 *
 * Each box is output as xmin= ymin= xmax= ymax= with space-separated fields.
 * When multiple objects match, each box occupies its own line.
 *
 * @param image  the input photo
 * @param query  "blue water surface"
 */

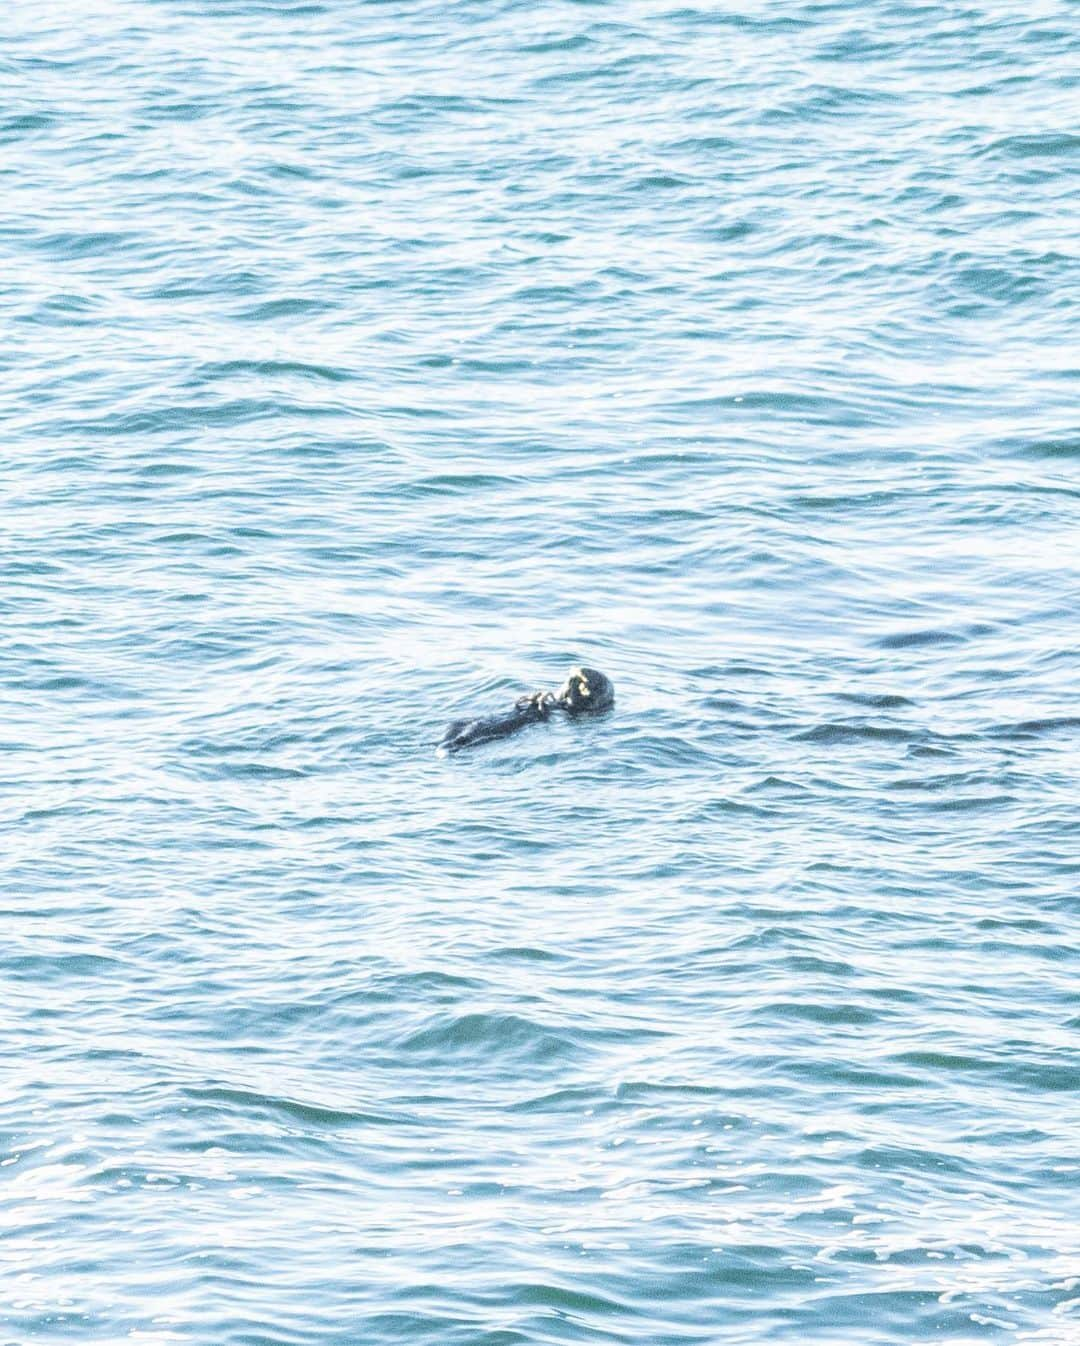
xmin=3 ymin=1 xmax=1079 ymax=1343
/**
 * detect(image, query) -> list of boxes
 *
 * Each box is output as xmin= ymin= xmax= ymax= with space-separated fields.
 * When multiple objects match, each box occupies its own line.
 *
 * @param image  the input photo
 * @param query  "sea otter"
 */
xmin=438 ymin=666 xmax=614 ymax=754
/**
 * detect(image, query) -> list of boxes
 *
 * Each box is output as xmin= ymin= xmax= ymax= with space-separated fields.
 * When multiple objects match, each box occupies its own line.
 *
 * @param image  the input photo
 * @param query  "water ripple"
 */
xmin=4 ymin=0 xmax=1078 ymax=1343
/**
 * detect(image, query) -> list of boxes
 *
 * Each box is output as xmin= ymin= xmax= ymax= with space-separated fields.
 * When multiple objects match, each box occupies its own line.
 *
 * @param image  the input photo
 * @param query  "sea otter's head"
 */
xmin=556 ymin=666 xmax=614 ymax=715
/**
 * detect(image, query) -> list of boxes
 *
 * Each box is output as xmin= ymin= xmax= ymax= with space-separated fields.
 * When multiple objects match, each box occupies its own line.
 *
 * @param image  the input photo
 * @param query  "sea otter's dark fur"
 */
xmin=439 ymin=667 xmax=614 ymax=754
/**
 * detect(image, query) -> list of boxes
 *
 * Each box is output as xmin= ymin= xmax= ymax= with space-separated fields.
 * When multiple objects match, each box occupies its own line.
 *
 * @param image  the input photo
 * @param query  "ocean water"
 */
xmin=3 ymin=1 xmax=1079 ymax=1342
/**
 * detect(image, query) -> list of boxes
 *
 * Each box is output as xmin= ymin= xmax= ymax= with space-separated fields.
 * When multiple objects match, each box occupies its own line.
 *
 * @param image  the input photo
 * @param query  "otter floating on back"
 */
xmin=438 ymin=666 xmax=614 ymax=754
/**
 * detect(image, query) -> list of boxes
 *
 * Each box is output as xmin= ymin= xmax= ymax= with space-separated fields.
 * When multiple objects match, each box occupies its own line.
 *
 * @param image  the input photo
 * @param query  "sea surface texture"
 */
xmin=3 ymin=2 xmax=1078 ymax=1343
